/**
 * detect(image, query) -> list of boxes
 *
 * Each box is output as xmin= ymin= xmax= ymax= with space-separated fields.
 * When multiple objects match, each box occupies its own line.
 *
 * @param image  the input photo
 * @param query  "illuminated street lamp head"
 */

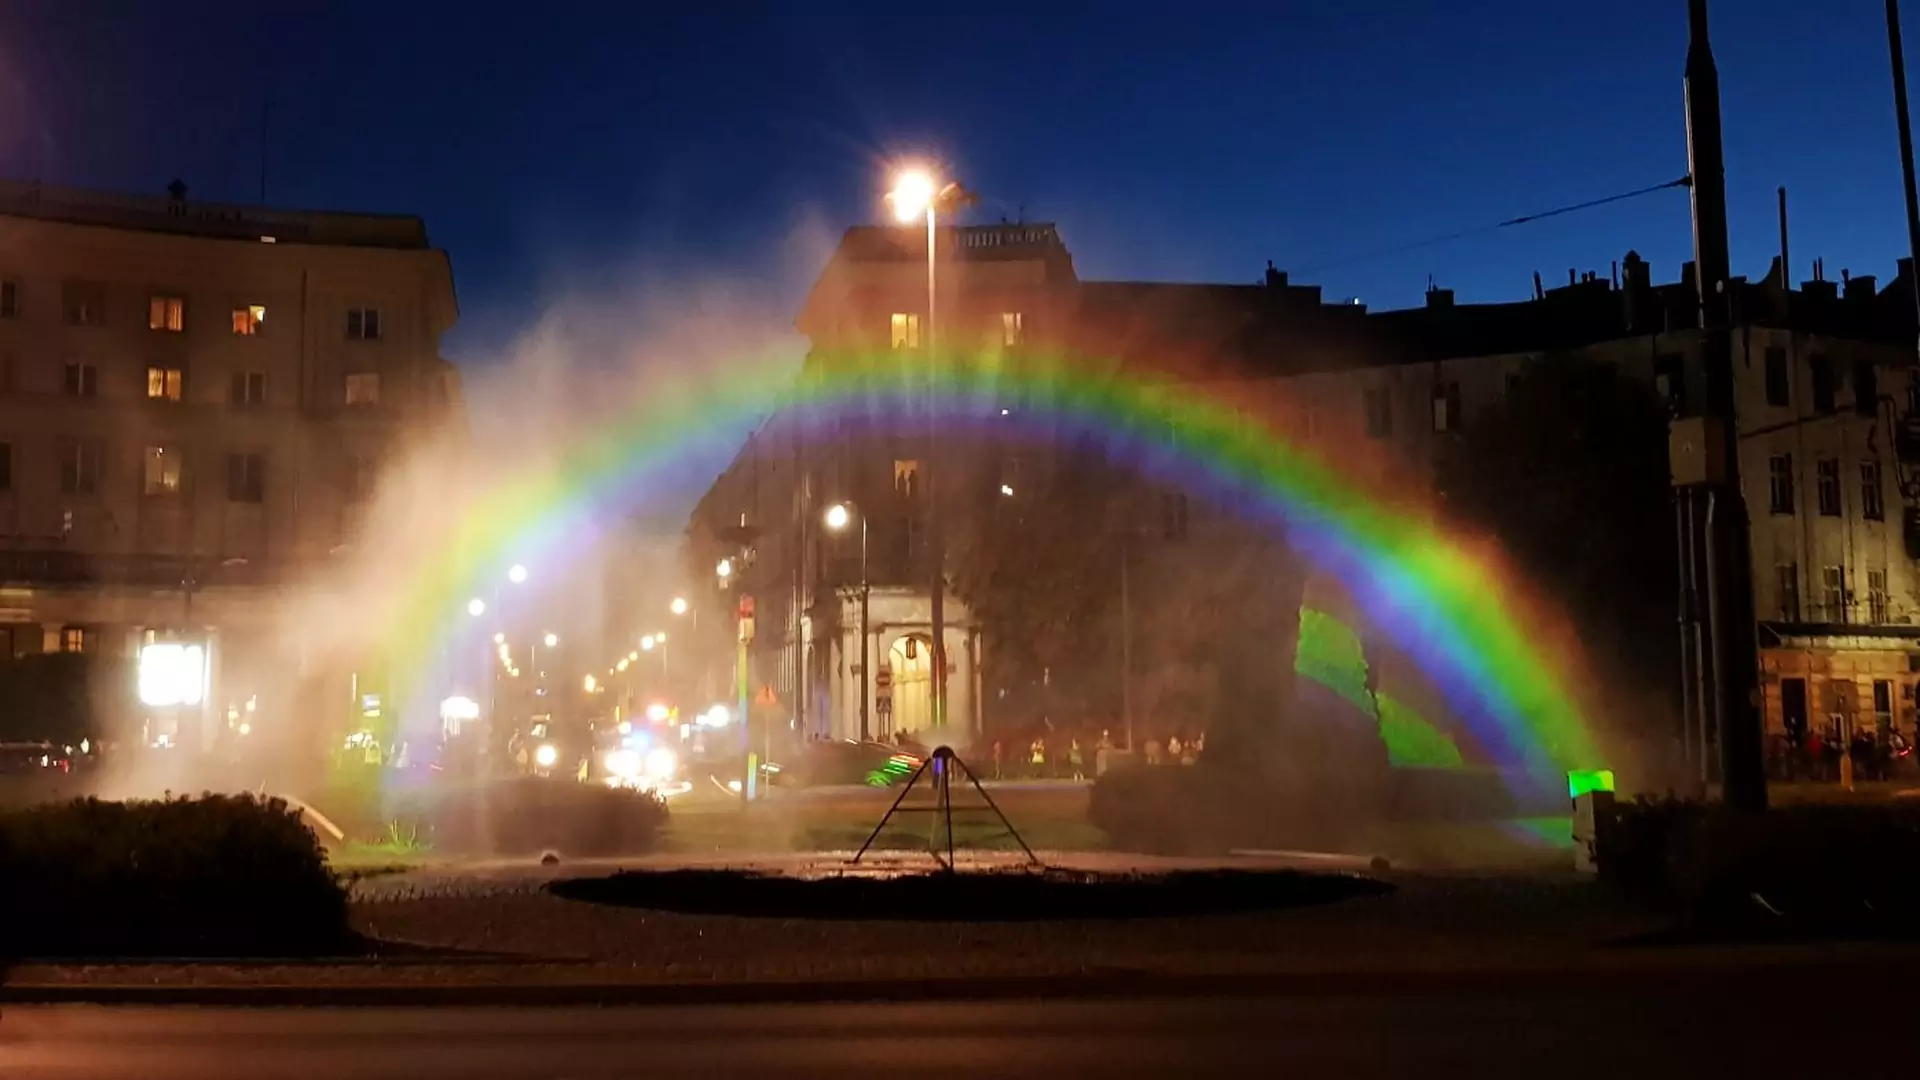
xmin=628 ymin=650 xmax=639 ymax=662
xmin=466 ymin=597 xmax=486 ymax=617
xmin=824 ymin=503 xmax=852 ymax=531
xmin=583 ymin=674 xmax=597 ymax=693
xmin=617 ymin=657 xmax=630 ymax=672
xmin=716 ymin=558 xmax=733 ymax=580
xmin=493 ymin=632 xmax=506 ymax=645
xmin=641 ymin=635 xmax=656 ymax=651
xmin=670 ymin=596 xmax=689 ymax=616
xmin=543 ymin=632 xmax=559 ymax=648
xmin=507 ymin=564 xmax=529 ymax=585
xmin=888 ymin=169 xmax=937 ymax=223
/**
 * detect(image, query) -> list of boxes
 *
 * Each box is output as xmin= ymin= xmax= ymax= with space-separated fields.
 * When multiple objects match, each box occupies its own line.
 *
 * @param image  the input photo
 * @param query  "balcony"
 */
xmin=0 ymin=550 xmax=302 ymax=589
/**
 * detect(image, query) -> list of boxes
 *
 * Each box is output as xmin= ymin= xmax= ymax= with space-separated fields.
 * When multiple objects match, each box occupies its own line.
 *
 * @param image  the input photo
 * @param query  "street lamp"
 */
xmin=543 ymin=632 xmax=559 ymax=649
xmin=716 ymin=558 xmax=733 ymax=583
xmin=641 ymin=635 xmax=656 ymax=651
xmin=507 ymin=564 xmax=529 ymax=585
xmin=885 ymin=165 xmax=972 ymax=732
xmin=670 ymin=596 xmax=689 ymax=616
xmin=467 ymin=597 xmax=486 ymax=617
xmin=824 ymin=501 xmax=871 ymax=741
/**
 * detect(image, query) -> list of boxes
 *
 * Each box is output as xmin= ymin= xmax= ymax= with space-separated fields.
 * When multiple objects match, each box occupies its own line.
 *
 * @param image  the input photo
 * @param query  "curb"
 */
xmin=5 ymin=956 xmax=1916 ymax=1008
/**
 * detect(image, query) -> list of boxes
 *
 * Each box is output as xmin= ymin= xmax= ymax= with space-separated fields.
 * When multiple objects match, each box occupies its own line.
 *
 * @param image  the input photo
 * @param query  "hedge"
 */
xmin=0 ymin=794 xmax=351 ymax=958
xmin=1598 ymin=797 xmax=1920 ymax=935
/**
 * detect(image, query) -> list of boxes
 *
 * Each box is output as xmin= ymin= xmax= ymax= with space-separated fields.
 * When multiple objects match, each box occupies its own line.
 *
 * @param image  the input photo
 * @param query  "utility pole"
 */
xmin=1684 ymin=0 xmax=1768 ymax=810
xmin=1888 ymin=1 xmax=1920 ymax=340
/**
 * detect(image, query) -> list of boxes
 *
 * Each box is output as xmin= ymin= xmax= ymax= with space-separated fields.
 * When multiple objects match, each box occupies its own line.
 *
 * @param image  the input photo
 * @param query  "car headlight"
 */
xmin=645 ymin=747 xmax=677 ymax=780
xmin=534 ymin=743 xmax=559 ymax=768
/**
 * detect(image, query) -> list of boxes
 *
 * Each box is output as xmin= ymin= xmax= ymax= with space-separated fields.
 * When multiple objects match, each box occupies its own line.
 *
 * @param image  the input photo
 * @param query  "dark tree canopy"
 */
xmin=1436 ymin=354 xmax=1678 ymax=715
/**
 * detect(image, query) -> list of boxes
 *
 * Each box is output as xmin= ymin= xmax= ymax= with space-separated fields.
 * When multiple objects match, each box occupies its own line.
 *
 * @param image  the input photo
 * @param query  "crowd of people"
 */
xmin=1768 ymin=724 xmax=1913 ymax=783
xmin=977 ymin=728 xmax=1207 ymax=780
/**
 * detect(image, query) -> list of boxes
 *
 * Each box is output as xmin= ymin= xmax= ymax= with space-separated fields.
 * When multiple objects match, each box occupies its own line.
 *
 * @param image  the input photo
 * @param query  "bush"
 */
xmin=1599 ymin=797 xmax=1920 ymax=935
xmin=0 ymin=794 xmax=351 ymax=958
xmin=390 ymin=779 xmax=669 ymax=857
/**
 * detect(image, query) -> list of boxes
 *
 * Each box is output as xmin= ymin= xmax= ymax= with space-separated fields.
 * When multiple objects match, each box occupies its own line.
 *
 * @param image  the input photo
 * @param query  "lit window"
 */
xmin=143 ymin=445 xmax=183 ymax=495
xmin=231 ymin=371 xmax=266 ymax=406
xmin=890 ymin=313 xmax=921 ymax=349
xmin=345 ymin=372 xmax=381 ymax=406
xmin=62 ymin=361 xmax=97 ymax=398
xmin=894 ymin=459 xmax=920 ymax=497
xmin=60 ymin=627 xmax=87 ymax=654
xmin=147 ymin=366 xmax=185 ymax=401
xmin=346 ymin=307 xmax=382 ymax=340
xmin=1000 ymin=312 xmax=1024 ymax=347
xmin=59 ymin=440 xmax=101 ymax=495
xmin=148 ymin=295 xmax=185 ymax=332
xmin=232 ymin=304 xmax=266 ymax=336
xmin=226 ymin=452 xmax=266 ymax=503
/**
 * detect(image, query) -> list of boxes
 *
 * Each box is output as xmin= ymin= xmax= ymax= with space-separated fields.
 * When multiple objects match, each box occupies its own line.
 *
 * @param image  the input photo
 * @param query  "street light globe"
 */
xmin=641 ymin=635 xmax=656 ymax=651
xmin=466 ymin=597 xmax=486 ymax=617
xmin=628 ymin=650 xmax=639 ymax=662
xmin=655 ymin=631 xmax=667 ymax=643
xmin=889 ymin=169 xmax=936 ymax=223
xmin=507 ymin=564 xmax=529 ymax=585
xmin=583 ymin=674 xmax=597 ymax=693
xmin=669 ymin=597 xmax=689 ymax=616
xmin=493 ymin=632 xmax=506 ymax=645
xmin=716 ymin=558 xmax=732 ymax=580
xmin=543 ymin=632 xmax=559 ymax=648
xmin=824 ymin=503 xmax=852 ymax=531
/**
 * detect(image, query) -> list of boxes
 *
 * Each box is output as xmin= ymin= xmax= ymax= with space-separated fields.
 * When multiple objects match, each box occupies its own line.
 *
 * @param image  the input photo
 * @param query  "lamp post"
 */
xmin=824 ymin=502 xmax=870 ymax=741
xmin=886 ymin=167 xmax=973 ymax=733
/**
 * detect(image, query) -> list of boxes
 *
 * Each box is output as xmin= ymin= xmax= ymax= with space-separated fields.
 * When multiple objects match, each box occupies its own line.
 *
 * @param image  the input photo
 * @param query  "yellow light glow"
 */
xmin=467 ymin=597 xmax=486 ymax=617
xmin=825 ymin=503 xmax=852 ymax=531
xmin=583 ymin=674 xmax=597 ymax=693
xmin=641 ymin=635 xmax=656 ymax=651
xmin=670 ymin=597 xmax=689 ymax=616
xmin=543 ymin=632 xmax=559 ymax=648
xmin=617 ymin=658 xmax=630 ymax=672
xmin=889 ymin=169 xmax=936 ymax=223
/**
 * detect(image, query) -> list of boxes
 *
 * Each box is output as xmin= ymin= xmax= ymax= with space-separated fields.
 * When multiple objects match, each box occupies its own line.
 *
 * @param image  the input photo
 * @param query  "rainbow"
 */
xmin=374 ymin=347 xmax=1604 ymax=781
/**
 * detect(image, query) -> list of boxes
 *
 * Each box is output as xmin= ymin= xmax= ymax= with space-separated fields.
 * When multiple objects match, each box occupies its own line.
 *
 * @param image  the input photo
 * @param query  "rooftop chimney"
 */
xmin=1845 ymin=273 xmax=1879 ymax=302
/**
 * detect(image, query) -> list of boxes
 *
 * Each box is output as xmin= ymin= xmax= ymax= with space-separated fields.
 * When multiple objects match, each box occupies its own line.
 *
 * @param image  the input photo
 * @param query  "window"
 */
xmin=1161 ymin=492 xmax=1189 ymax=541
xmin=1776 ymin=563 xmax=1800 ymax=622
xmin=1817 ymin=458 xmax=1842 ymax=517
xmin=1854 ymin=358 xmax=1879 ymax=417
xmin=1821 ymin=565 xmax=1846 ymax=620
xmin=0 ymin=278 xmax=17 ymax=318
xmin=1362 ymin=387 xmax=1392 ymax=438
xmin=58 ymin=440 xmax=101 ymax=495
xmin=893 ymin=459 xmax=920 ymax=498
xmin=0 ymin=441 xmax=11 ymax=491
xmin=346 ymin=307 xmax=382 ymax=340
xmin=1432 ymin=381 xmax=1463 ymax=432
xmin=142 ymin=446 xmax=182 ymax=495
xmin=1862 ymin=461 xmax=1886 ymax=521
xmin=1653 ymin=353 xmax=1687 ymax=416
xmin=231 ymin=371 xmax=266 ymax=406
xmin=1767 ymin=455 xmax=1795 ymax=515
xmin=59 ymin=627 xmax=87 ymax=654
xmin=226 ymin=452 xmax=265 ymax=503
xmin=889 ymin=313 xmax=921 ymax=350
xmin=231 ymin=304 xmax=266 ymax=336
xmin=1000 ymin=312 xmax=1024 ymax=347
xmin=1869 ymin=568 xmax=1891 ymax=624
xmin=1764 ymin=346 xmax=1790 ymax=407
xmin=1874 ymin=679 xmax=1895 ymax=732
xmin=147 ymin=295 xmax=185 ymax=332
xmin=146 ymin=366 xmax=185 ymax=401
xmin=62 ymin=281 xmax=106 ymax=326
xmin=1810 ymin=353 xmax=1836 ymax=414
xmin=344 ymin=372 xmax=381 ymax=406
xmin=62 ymin=361 xmax=97 ymax=398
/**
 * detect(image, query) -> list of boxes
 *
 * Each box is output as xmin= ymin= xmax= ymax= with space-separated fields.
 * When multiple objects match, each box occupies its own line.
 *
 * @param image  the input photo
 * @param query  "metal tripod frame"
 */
xmin=850 ymin=746 xmax=1040 ymax=871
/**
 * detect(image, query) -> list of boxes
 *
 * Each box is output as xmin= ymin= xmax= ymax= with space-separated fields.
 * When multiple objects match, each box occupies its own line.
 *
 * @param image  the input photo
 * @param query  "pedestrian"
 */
xmin=992 ymin=739 xmax=1004 ymax=780
xmin=1166 ymin=734 xmax=1183 ymax=764
xmin=1030 ymin=737 xmax=1046 ymax=778
xmin=1144 ymin=736 xmax=1162 ymax=767
xmin=1095 ymin=729 xmax=1112 ymax=777
xmin=1068 ymin=738 xmax=1085 ymax=781
xmin=1181 ymin=733 xmax=1198 ymax=766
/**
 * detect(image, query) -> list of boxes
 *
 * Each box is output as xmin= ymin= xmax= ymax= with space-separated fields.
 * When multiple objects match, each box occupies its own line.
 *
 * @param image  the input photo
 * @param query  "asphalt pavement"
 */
xmin=5 ymin=971 xmax=1915 ymax=1079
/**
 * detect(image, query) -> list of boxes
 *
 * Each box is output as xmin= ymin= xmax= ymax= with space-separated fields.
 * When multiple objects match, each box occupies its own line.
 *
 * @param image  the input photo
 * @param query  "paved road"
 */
xmin=6 ymin=973 xmax=1914 ymax=1079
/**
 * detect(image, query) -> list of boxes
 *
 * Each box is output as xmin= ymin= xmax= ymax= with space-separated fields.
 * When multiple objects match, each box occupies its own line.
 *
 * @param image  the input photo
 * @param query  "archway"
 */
xmin=885 ymin=633 xmax=933 ymax=740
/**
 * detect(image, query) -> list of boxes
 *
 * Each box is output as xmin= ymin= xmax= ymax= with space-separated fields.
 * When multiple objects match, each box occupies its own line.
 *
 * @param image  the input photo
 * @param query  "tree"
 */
xmin=1435 ymin=353 xmax=1679 ymax=733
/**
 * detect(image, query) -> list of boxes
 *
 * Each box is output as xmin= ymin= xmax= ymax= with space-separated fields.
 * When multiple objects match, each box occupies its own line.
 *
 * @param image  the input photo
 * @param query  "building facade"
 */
xmin=0 ymin=179 xmax=460 ymax=749
xmin=691 ymin=219 xmax=1920 ymax=770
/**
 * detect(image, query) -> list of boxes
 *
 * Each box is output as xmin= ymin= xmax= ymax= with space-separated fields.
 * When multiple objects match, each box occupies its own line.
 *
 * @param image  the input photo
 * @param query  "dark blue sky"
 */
xmin=1 ymin=1 xmax=1914 ymax=367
